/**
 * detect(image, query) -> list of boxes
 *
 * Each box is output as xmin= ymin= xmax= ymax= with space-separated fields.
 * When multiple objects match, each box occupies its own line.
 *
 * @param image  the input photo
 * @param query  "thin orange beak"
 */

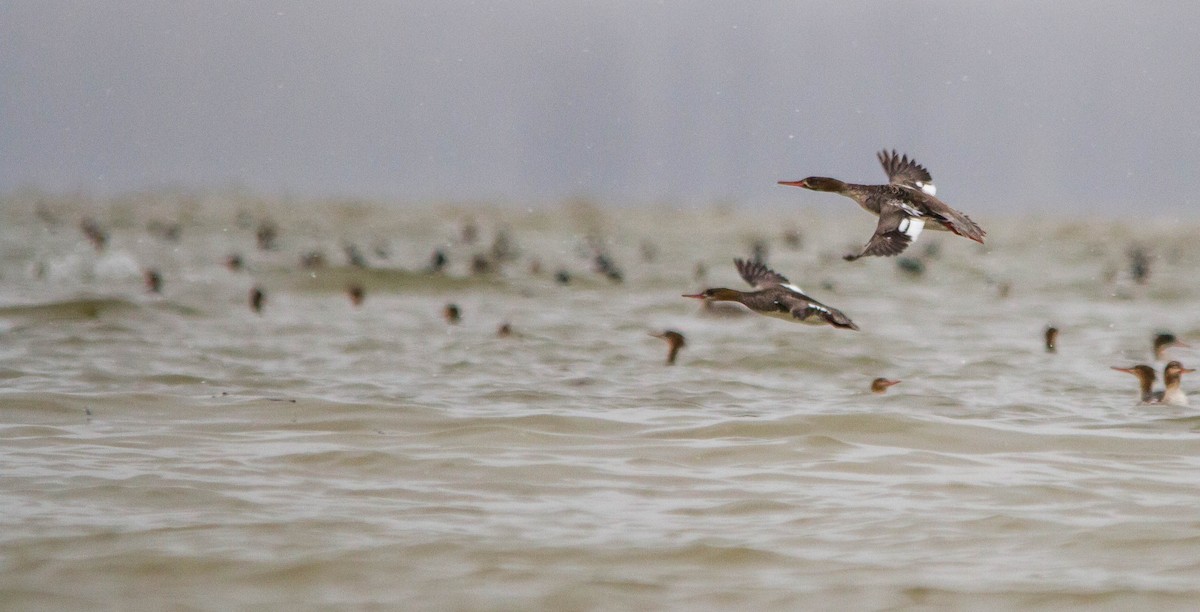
xmin=682 ymin=293 xmax=705 ymax=299
xmin=777 ymin=180 xmax=806 ymax=188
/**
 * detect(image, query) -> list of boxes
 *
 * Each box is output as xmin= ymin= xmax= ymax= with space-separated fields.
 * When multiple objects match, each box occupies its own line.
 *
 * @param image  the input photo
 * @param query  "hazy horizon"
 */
xmin=3 ymin=2 xmax=1199 ymax=215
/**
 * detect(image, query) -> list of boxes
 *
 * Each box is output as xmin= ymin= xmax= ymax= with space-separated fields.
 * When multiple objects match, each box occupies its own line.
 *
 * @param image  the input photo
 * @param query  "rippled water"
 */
xmin=2 ymin=194 xmax=1200 ymax=610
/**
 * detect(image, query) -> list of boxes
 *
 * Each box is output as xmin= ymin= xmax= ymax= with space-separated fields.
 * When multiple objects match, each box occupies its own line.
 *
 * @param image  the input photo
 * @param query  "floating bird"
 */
xmin=471 ymin=254 xmax=492 ymax=275
xmin=144 ymin=269 xmax=163 ymax=294
xmin=683 ymin=259 xmax=858 ymax=330
xmin=1045 ymin=326 xmax=1059 ymax=353
xmin=80 ymin=218 xmax=108 ymax=251
xmin=249 ymin=286 xmax=266 ymax=314
xmin=255 ymin=220 xmax=278 ymax=251
xmin=778 ymin=150 xmax=985 ymax=261
xmin=1112 ymin=364 xmax=1156 ymax=403
xmin=347 ymin=284 xmax=365 ymax=307
xmin=1153 ymin=333 xmax=1188 ymax=361
xmin=343 ymin=243 xmax=367 ymax=268
xmin=896 ymin=256 xmax=926 ymax=277
xmin=443 ymin=303 xmax=461 ymax=325
xmin=299 ymin=250 xmax=326 ymax=269
xmin=650 ymin=330 xmax=687 ymax=365
xmin=427 ymin=249 xmax=448 ymax=273
xmin=1112 ymin=361 xmax=1194 ymax=405
xmin=871 ymin=378 xmax=901 ymax=394
xmin=497 ymin=322 xmax=514 ymax=338
xmin=1160 ymin=361 xmax=1194 ymax=405
xmin=225 ymin=253 xmax=244 ymax=272
xmin=1127 ymin=246 xmax=1151 ymax=285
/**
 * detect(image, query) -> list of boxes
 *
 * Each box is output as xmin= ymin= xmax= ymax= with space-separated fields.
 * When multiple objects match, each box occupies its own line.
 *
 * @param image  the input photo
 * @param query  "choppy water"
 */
xmin=2 ymin=193 xmax=1200 ymax=610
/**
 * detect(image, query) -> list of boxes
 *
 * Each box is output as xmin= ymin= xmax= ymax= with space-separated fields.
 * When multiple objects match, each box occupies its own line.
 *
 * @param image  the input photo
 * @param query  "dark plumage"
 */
xmin=1153 ymin=333 xmax=1187 ymax=361
xmin=651 ymin=330 xmax=687 ymax=365
xmin=249 ymin=286 xmax=266 ymax=314
xmin=683 ymin=259 xmax=858 ymax=330
xmin=778 ymin=150 xmax=985 ymax=261
xmin=871 ymin=378 xmax=901 ymax=394
xmin=1045 ymin=326 xmax=1058 ymax=353
xmin=1113 ymin=361 xmax=1194 ymax=405
xmin=347 ymin=284 xmax=365 ymax=307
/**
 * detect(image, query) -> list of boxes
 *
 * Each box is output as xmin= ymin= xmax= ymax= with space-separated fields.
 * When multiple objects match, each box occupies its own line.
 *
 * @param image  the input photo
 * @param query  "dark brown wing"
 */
xmin=877 ymin=150 xmax=934 ymax=191
xmin=734 ymin=258 xmax=790 ymax=290
xmin=918 ymin=193 xmax=987 ymax=244
xmin=844 ymin=206 xmax=917 ymax=261
xmin=792 ymin=302 xmax=859 ymax=330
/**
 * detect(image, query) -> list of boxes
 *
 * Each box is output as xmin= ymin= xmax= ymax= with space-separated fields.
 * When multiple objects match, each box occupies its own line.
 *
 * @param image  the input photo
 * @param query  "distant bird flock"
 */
xmin=64 ymin=150 xmax=1190 ymax=403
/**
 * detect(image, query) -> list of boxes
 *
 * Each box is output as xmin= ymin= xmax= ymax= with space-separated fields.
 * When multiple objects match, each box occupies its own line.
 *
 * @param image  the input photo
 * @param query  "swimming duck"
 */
xmin=1112 ymin=361 xmax=1194 ymax=405
xmin=871 ymin=378 xmax=901 ymax=394
xmin=778 ymin=150 xmax=986 ymax=260
xmin=1153 ymin=333 xmax=1188 ymax=361
xmin=683 ymin=259 xmax=858 ymax=330
xmin=1045 ymin=326 xmax=1059 ymax=353
xmin=1160 ymin=361 xmax=1194 ymax=406
xmin=650 ymin=330 xmax=687 ymax=365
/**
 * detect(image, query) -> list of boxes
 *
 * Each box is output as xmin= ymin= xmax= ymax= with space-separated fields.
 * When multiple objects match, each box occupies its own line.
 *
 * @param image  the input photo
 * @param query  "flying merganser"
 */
xmin=1112 ymin=361 xmax=1195 ymax=405
xmin=683 ymin=259 xmax=858 ymax=330
xmin=871 ymin=378 xmax=901 ymax=393
xmin=778 ymin=150 xmax=986 ymax=261
xmin=650 ymin=330 xmax=687 ymax=365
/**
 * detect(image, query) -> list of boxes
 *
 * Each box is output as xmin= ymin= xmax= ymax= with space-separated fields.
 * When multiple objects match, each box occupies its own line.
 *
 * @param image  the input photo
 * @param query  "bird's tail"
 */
xmin=940 ymin=210 xmax=986 ymax=244
xmin=823 ymin=309 xmax=860 ymax=331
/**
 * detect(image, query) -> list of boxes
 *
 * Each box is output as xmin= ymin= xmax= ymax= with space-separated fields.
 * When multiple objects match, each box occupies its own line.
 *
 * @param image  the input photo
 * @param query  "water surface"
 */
xmin=2 ymin=195 xmax=1199 ymax=610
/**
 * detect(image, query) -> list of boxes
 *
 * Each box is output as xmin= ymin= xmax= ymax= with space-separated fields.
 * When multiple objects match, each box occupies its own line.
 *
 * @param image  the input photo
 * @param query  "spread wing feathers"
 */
xmin=877 ymin=149 xmax=936 ymax=195
xmin=735 ymin=258 xmax=791 ymax=290
xmin=844 ymin=207 xmax=919 ymax=261
xmin=935 ymin=208 xmax=986 ymax=244
xmin=791 ymin=302 xmax=859 ymax=330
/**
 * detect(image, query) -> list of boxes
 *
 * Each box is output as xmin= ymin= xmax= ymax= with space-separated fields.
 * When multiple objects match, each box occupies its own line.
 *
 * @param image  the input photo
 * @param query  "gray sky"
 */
xmin=3 ymin=2 xmax=1199 ymax=213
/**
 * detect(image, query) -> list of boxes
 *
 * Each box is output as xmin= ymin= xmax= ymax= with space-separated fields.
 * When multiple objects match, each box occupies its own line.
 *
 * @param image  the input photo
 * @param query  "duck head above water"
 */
xmin=1112 ymin=364 xmax=1157 ymax=403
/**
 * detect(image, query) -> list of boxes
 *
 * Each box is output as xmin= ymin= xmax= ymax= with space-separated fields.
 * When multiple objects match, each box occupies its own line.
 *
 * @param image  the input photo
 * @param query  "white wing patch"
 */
xmin=898 ymin=217 xmax=925 ymax=241
xmin=916 ymin=181 xmax=936 ymax=196
xmin=781 ymin=282 xmax=805 ymax=294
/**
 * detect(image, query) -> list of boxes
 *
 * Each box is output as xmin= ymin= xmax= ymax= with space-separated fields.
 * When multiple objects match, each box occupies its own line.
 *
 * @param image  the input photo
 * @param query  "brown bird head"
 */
xmin=1044 ymin=326 xmax=1059 ymax=353
xmin=650 ymin=330 xmax=687 ymax=365
xmin=870 ymin=378 xmax=901 ymax=393
xmin=1112 ymin=364 xmax=1157 ymax=402
xmin=777 ymin=177 xmax=848 ymax=193
xmin=1164 ymin=361 xmax=1196 ymax=385
xmin=1153 ymin=333 xmax=1188 ymax=360
xmin=683 ymin=288 xmax=742 ymax=302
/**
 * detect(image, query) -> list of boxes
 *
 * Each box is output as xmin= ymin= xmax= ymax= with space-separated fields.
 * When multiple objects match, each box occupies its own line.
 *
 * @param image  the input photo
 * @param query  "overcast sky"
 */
xmin=2 ymin=2 xmax=1199 ymax=214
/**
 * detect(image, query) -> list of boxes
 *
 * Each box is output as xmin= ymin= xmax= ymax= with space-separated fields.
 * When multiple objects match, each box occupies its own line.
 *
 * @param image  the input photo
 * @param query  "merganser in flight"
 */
xmin=1112 ymin=361 xmax=1195 ymax=405
xmin=683 ymin=259 xmax=858 ymax=330
xmin=778 ymin=150 xmax=986 ymax=261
